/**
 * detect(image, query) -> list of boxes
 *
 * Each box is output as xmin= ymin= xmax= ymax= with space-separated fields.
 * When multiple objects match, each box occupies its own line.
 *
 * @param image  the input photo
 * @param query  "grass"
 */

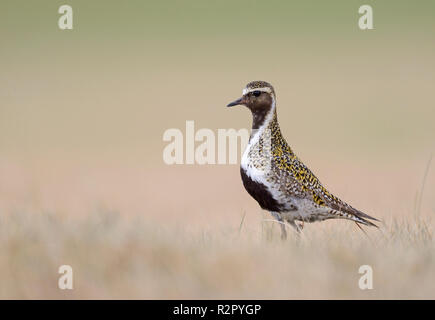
xmin=0 ymin=157 xmax=433 ymax=299
xmin=0 ymin=207 xmax=434 ymax=299
xmin=415 ymin=155 xmax=433 ymax=217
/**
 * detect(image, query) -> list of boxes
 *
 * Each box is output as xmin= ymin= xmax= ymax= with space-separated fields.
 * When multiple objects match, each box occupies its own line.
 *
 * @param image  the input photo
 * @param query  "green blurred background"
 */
xmin=1 ymin=0 xmax=434 ymax=164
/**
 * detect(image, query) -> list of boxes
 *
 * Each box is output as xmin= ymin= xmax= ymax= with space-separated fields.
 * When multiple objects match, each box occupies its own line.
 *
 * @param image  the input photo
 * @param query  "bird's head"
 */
xmin=227 ymin=81 xmax=276 ymax=112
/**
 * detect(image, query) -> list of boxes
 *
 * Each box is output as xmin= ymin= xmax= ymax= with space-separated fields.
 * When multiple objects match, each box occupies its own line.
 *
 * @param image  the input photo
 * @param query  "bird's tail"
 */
xmin=342 ymin=206 xmax=380 ymax=228
xmin=350 ymin=213 xmax=379 ymax=228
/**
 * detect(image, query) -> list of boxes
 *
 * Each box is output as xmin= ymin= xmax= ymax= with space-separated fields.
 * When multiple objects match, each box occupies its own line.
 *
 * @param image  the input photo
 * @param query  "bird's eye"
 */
xmin=252 ymin=91 xmax=261 ymax=97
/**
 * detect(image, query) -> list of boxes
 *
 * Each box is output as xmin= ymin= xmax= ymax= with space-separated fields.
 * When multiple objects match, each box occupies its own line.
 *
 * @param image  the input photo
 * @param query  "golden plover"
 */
xmin=227 ymin=81 xmax=379 ymax=239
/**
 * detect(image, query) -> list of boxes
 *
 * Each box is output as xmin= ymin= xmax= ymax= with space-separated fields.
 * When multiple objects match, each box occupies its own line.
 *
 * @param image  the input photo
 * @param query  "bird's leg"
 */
xmin=287 ymin=220 xmax=303 ymax=233
xmin=270 ymin=211 xmax=287 ymax=240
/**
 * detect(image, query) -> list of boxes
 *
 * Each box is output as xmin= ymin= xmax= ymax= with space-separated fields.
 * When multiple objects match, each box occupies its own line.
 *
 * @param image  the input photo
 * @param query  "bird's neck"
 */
xmin=249 ymin=105 xmax=292 ymax=155
xmin=251 ymin=103 xmax=278 ymax=134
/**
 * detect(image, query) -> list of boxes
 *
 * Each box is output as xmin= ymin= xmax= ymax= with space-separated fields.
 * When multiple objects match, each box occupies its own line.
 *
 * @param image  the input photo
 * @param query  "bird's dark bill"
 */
xmin=227 ymin=97 xmax=244 ymax=107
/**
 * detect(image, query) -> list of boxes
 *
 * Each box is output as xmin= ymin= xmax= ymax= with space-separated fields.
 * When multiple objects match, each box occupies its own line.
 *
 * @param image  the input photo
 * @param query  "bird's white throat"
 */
xmin=241 ymin=98 xmax=276 ymax=173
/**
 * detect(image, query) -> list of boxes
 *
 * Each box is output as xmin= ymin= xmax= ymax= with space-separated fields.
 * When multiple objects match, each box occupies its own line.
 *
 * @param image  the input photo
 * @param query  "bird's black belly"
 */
xmin=240 ymin=167 xmax=284 ymax=212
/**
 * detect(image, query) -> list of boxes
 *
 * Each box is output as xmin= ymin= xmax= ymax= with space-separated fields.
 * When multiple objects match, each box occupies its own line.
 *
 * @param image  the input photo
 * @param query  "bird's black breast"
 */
xmin=240 ymin=167 xmax=283 ymax=212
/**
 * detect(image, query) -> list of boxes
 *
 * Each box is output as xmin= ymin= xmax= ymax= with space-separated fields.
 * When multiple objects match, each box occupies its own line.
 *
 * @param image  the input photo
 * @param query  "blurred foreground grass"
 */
xmin=0 ymin=157 xmax=433 ymax=299
xmin=1 ymin=208 xmax=434 ymax=299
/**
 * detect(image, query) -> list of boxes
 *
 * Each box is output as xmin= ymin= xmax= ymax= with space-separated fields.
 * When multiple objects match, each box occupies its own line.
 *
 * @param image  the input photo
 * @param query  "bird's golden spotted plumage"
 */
xmin=227 ymin=81 xmax=379 ymax=239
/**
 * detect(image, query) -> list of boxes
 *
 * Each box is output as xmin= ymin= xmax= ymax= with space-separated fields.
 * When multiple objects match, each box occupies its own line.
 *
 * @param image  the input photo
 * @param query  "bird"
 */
xmin=227 ymin=81 xmax=379 ymax=239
